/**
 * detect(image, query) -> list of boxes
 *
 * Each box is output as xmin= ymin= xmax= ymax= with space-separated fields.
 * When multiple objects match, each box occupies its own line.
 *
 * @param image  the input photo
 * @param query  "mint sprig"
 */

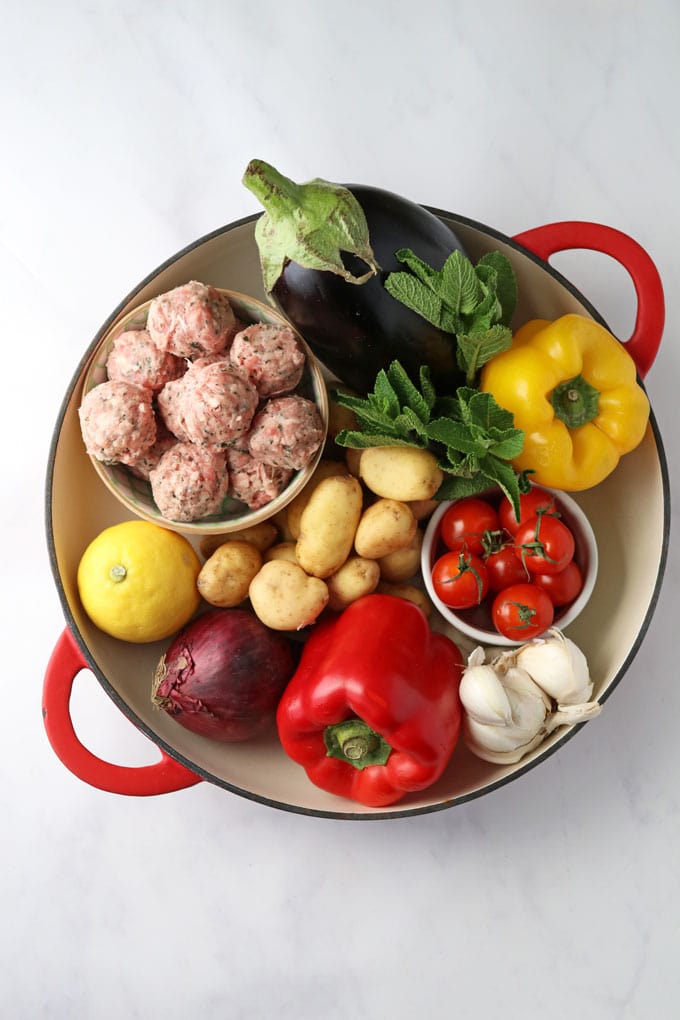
xmin=334 ymin=361 xmax=530 ymax=518
xmin=384 ymin=248 xmax=518 ymax=385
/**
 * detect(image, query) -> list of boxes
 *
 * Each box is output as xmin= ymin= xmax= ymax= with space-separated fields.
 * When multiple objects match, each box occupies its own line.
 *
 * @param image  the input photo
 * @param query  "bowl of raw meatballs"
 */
xmin=78 ymin=281 xmax=329 ymax=534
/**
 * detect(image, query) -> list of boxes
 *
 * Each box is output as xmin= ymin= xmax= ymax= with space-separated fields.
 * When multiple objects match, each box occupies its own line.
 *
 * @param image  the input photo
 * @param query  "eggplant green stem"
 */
xmin=242 ymin=158 xmax=380 ymax=293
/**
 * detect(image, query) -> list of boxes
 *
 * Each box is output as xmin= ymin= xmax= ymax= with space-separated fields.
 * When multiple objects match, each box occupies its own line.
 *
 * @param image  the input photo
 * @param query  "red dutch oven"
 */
xmin=43 ymin=212 xmax=670 ymax=818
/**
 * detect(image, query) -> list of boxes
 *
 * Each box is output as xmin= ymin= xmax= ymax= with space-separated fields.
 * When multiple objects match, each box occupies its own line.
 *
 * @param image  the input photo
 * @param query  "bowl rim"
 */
xmin=420 ymin=489 xmax=599 ymax=648
xmin=79 ymin=286 xmax=329 ymax=536
xmin=44 ymin=209 xmax=671 ymax=820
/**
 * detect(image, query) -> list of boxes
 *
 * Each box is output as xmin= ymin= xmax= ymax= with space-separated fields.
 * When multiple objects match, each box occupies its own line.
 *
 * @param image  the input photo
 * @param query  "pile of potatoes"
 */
xmin=196 ymin=441 xmax=445 ymax=632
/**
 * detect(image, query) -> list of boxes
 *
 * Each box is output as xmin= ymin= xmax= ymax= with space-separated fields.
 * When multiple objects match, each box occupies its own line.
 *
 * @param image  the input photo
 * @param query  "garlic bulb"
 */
xmin=460 ymin=649 xmax=552 ymax=764
xmin=458 ymin=631 xmax=601 ymax=765
xmin=514 ymin=628 xmax=593 ymax=705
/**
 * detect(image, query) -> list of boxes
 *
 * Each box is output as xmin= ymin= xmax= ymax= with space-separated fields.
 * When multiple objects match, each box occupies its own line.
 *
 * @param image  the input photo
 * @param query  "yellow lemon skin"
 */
xmin=77 ymin=521 xmax=201 ymax=643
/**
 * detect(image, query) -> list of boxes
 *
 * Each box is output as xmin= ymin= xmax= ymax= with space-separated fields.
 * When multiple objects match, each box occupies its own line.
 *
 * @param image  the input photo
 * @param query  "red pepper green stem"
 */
xmin=324 ymin=718 xmax=392 ymax=771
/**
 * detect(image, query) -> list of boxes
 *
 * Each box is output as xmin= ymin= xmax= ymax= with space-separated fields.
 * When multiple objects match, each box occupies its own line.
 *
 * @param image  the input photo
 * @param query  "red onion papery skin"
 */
xmin=152 ymin=609 xmax=295 ymax=742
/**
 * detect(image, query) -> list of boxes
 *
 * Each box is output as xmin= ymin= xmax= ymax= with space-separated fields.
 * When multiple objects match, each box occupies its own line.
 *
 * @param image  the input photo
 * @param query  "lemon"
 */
xmin=77 ymin=521 xmax=202 ymax=643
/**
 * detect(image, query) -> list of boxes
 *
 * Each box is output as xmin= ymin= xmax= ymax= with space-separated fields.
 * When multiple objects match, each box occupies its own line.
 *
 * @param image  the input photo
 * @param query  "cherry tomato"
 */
xmin=485 ymin=546 xmax=530 ymax=592
xmin=533 ymin=560 xmax=583 ymax=607
xmin=440 ymin=498 xmax=500 ymax=555
xmin=491 ymin=583 xmax=554 ymax=640
xmin=514 ymin=514 xmax=575 ymax=575
xmin=431 ymin=550 xmax=490 ymax=609
xmin=498 ymin=486 xmax=558 ymax=535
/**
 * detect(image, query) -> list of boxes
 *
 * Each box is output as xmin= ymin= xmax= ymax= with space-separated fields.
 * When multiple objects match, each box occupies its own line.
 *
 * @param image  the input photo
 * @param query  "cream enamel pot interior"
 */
xmin=43 ymin=212 xmax=670 ymax=819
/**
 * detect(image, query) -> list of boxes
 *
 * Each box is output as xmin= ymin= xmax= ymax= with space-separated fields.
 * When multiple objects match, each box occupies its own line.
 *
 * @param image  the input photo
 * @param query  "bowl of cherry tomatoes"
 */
xmin=421 ymin=485 xmax=598 ymax=646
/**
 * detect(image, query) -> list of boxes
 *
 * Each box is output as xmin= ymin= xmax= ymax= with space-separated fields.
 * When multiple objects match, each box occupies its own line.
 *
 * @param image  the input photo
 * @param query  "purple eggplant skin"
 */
xmin=271 ymin=185 xmax=467 ymax=395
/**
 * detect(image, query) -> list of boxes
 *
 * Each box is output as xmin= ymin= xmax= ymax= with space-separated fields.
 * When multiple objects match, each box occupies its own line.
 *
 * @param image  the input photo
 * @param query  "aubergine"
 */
xmin=242 ymin=160 xmax=467 ymax=394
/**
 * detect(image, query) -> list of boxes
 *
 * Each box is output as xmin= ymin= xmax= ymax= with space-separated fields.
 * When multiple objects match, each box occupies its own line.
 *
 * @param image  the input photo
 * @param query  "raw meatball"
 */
xmin=183 ymin=362 xmax=258 ymax=448
xmin=156 ymin=377 xmax=191 ymax=441
xmin=106 ymin=329 xmax=185 ymax=392
xmin=229 ymin=323 xmax=306 ymax=397
xmin=149 ymin=442 xmax=229 ymax=522
xmin=127 ymin=427 xmax=177 ymax=481
xmin=248 ymin=396 xmax=324 ymax=471
xmin=79 ymin=380 xmax=156 ymax=465
xmin=147 ymin=281 xmax=237 ymax=358
xmin=226 ymin=450 xmax=293 ymax=510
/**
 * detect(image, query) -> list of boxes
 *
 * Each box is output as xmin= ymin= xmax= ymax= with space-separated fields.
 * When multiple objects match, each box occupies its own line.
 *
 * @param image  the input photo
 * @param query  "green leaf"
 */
xmin=486 ymin=428 xmax=525 ymax=460
xmin=335 ymin=429 xmax=417 ymax=449
xmin=427 ymin=417 xmax=486 ymax=454
xmin=466 ymin=389 xmax=516 ymax=432
xmin=371 ymin=369 xmax=401 ymax=418
xmin=395 ymin=407 xmax=430 ymax=440
xmin=387 ymin=361 xmax=432 ymax=424
xmin=383 ymin=272 xmax=457 ymax=332
xmin=477 ymin=252 xmax=518 ymax=326
xmin=477 ymin=454 xmax=524 ymax=521
xmin=435 ymin=474 xmax=496 ymax=501
xmin=393 ymin=248 xmax=442 ymax=288
xmin=456 ymin=325 xmax=513 ymax=383
xmin=441 ymin=250 xmax=480 ymax=316
xmin=419 ymin=365 xmax=437 ymax=411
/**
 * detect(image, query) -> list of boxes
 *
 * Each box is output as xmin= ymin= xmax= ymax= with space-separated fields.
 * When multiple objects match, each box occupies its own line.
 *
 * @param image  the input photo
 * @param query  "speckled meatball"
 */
xmin=147 ymin=281 xmax=237 ymax=358
xmin=183 ymin=362 xmax=259 ymax=448
xmin=156 ymin=377 xmax=191 ymax=441
xmin=247 ymin=396 xmax=324 ymax=471
xmin=229 ymin=323 xmax=306 ymax=397
xmin=127 ymin=426 xmax=177 ymax=481
xmin=149 ymin=442 xmax=229 ymax=522
xmin=226 ymin=450 xmax=293 ymax=510
xmin=79 ymin=380 xmax=156 ymax=465
xmin=105 ymin=329 xmax=185 ymax=392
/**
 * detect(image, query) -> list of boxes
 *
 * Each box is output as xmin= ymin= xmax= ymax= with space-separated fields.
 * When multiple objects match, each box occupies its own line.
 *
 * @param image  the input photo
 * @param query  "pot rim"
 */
xmin=44 ymin=209 xmax=672 ymax=820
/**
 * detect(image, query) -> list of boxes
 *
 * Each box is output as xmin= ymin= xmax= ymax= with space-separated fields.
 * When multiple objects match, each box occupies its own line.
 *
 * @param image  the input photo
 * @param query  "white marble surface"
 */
xmin=2 ymin=1 xmax=679 ymax=1016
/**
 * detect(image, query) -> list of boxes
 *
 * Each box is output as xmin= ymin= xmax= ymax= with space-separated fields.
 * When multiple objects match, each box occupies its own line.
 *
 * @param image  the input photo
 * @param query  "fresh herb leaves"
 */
xmin=334 ymin=361 xmax=530 ymax=518
xmin=384 ymin=249 xmax=518 ymax=385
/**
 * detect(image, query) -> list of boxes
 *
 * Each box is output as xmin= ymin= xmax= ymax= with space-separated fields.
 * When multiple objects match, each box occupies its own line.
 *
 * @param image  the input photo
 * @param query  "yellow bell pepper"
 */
xmin=480 ymin=313 xmax=650 ymax=491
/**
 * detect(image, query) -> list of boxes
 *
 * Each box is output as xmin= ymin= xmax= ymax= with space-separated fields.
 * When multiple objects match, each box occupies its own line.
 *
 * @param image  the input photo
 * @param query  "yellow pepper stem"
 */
xmin=550 ymin=374 xmax=600 ymax=429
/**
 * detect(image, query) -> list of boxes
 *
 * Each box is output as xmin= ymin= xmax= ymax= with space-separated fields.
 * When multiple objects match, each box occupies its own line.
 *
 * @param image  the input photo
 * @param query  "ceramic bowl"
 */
xmin=80 ymin=289 xmax=329 ymax=536
xmin=421 ymin=490 xmax=599 ymax=647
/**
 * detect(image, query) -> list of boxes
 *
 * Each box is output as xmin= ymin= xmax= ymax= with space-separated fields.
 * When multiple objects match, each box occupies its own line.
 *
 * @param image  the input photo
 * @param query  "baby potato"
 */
xmin=360 ymin=446 xmax=444 ymax=501
xmin=407 ymin=498 xmax=440 ymax=522
xmin=354 ymin=499 xmax=417 ymax=560
xmin=378 ymin=527 xmax=424 ymax=583
xmin=286 ymin=459 xmax=349 ymax=539
xmin=344 ymin=447 xmax=363 ymax=478
xmin=377 ymin=581 xmax=432 ymax=618
xmin=326 ymin=387 xmax=358 ymax=444
xmin=249 ymin=560 xmax=329 ymax=631
xmin=326 ymin=556 xmax=381 ymax=612
xmin=264 ymin=541 xmax=299 ymax=564
xmin=197 ymin=541 xmax=263 ymax=608
xmin=296 ymin=475 xmax=364 ymax=579
xmin=199 ymin=521 xmax=278 ymax=559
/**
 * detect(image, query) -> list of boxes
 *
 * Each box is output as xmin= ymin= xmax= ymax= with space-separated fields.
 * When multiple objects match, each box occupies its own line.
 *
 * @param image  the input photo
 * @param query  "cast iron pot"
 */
xmin=43 ymin=212 xmax=670 ymax=819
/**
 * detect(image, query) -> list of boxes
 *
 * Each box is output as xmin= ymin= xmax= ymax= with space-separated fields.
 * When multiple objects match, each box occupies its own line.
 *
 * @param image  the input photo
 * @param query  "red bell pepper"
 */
xmin=276 ymin=594 xmax=464 ymax=808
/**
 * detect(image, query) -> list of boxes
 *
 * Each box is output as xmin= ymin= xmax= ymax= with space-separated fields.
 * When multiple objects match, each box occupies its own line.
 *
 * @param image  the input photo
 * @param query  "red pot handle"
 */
xmin=42 ymin=628 xmax=202 ymax=796
xmin=513 ymin=221 xmax=665 ymax=378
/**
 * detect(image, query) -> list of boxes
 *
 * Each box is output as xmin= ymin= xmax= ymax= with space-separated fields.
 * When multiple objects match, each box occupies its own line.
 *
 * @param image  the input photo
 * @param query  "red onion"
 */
xmin=152 ymin=609 xmax=295 ymax=742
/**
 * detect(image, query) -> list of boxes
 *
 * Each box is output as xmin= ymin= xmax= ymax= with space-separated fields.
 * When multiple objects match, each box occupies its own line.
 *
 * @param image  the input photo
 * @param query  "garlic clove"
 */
xmin=459 ymin=651 xmax=513 ymax=727
xmin=463 ymin=719 xmax=547 ymax=764
xmin=515 ymin=628 xmax=593 ymax=705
